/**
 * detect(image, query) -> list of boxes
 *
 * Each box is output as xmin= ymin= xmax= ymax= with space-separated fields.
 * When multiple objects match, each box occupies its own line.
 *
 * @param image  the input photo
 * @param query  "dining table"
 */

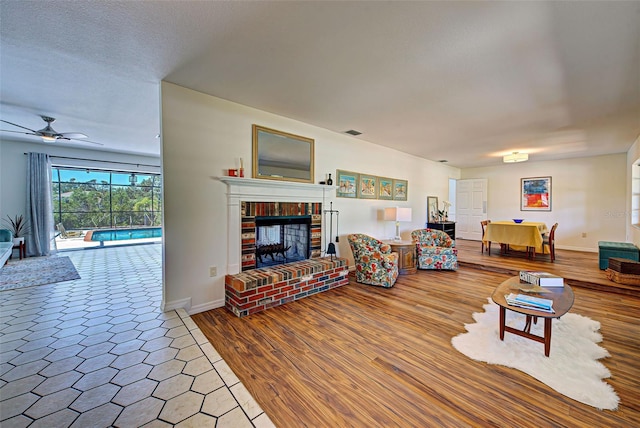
xmin=483 ymin=221 xmax=548 ymax=258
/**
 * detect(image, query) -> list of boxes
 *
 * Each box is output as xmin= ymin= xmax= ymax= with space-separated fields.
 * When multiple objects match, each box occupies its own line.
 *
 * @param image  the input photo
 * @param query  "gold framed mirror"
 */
xmin=427 ymin=196 xmax=439 ymax=223
xmin=252 ymin=125 xmax=314 ymax=183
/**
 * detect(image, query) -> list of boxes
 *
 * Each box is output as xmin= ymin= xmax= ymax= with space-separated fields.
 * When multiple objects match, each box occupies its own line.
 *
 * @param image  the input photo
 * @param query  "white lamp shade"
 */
xmin=384 ymin=207 xmax=412 ymax=222
xmin=385 ymin=207 xmax=411 ymax=240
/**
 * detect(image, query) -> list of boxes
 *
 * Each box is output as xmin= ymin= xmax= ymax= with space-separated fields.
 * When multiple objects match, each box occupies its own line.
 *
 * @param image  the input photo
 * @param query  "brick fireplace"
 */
xmin=219 ymin=177 xmax=349 ymax=317
xmin=220 ymin=177 xmax=334 ymax=274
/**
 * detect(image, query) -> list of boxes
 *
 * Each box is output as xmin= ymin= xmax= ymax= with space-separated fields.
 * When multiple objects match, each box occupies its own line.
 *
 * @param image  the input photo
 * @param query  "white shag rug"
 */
xmin=451 ymin=298 xmax=619 ymax=410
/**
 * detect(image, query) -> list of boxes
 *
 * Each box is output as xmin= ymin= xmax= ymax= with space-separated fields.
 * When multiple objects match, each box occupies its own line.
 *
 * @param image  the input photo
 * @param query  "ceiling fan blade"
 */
xmin=0 ymin=120 xmax=37 ymax=133
xmin=60 ymin=132 xmax=88 ymax=139
xmin=0 ymin=129 xmax=32 ymax=135
xmin=58 ymin=136 xmax=104 ymax=146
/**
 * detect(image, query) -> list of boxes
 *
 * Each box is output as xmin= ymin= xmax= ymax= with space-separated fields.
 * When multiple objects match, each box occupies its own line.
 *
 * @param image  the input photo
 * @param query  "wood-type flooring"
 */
xmin=193 ymin=239 xmax=640 ymax=427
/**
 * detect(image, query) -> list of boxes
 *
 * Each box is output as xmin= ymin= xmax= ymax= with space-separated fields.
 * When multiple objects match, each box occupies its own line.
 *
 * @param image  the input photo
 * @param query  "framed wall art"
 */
xmin=359 ymin=174 xmax=378 ymax=199
xmin=521 ymin=176 xmax=551 ymax=211
xmin=252 ymin=124 xmax=314 ymax=183
xmin=393 ymin=179 xmax=408 ymax=201
xmin=378 ymin=177 xmax=393 ymax=200
xmin=336 ymin=170 xmax=358 ymax=198
xmin=427 ymin=196 xmax=439 ymax=222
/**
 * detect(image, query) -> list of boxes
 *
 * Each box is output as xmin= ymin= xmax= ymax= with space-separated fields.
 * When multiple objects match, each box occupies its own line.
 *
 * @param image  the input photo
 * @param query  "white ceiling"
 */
xmin=1 ymin=1 xmax=638 ymax=168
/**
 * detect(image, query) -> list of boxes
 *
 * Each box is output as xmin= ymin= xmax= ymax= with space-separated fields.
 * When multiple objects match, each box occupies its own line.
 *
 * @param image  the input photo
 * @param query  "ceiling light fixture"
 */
xmin=503 ymin=152 xmax=528 ymax=163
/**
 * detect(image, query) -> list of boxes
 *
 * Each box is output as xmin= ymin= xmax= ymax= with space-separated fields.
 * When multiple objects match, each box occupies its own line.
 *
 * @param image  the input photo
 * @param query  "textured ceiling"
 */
xmin=1 ymin=1 xmax=638 ymax=167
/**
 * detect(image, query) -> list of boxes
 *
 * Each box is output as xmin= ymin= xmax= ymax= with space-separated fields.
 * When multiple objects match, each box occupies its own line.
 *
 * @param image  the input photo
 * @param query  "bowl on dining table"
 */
xmin=512 ymin=219 xmax=524 ymax=223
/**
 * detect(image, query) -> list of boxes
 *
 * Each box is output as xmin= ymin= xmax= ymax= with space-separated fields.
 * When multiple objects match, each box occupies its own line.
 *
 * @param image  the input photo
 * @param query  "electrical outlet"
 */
xmin=582 ymin=232 xmax=587 ymax=238
xmin=209 ymin=266 xmax=217 ymax=277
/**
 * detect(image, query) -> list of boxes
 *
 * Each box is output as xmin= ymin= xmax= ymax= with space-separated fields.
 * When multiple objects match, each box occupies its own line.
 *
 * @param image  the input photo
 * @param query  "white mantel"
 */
xmin=218 ymin=177 xmax=334 ymax=274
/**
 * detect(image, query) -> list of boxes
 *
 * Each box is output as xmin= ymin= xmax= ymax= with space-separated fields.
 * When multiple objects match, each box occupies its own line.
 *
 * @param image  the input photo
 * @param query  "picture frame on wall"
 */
xmin=521 ymin=176 xmax=551 ymax=211
xmin=378 ymin=177 xmax=393 ymax=200
xmin=393 ymin=179 xmax=408 ymax=201
xmin=359 ymin=174 xmax=378 ymax=199
xmin=336 ymin=170 xmax=358 ymax=198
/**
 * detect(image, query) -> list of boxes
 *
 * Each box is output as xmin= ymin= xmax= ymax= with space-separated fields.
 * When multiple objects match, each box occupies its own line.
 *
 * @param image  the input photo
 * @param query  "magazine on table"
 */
xmin=505 ymin=292 xmax=555 ymax=313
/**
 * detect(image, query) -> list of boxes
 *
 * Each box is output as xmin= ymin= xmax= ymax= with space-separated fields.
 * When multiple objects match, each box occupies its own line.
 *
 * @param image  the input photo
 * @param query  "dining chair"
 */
xmin=542 ymin=223 xmax=558 ymax=262
xmin=480 ymin=220 xmax=491 ymax=254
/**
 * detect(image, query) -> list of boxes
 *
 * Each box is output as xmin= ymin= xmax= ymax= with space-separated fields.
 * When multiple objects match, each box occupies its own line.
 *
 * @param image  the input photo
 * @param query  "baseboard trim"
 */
xmin=558 ymin=245 xmax=597 ymax=253
xmin=189 ymin=299 xmax=225 ymax=315
xmin=161 ymin=297 xmax=192 ymax=313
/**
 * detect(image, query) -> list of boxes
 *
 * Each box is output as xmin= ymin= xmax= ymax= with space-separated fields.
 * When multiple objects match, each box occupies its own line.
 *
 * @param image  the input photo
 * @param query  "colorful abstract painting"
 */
xmin=521 ymin=177 xmax=551 ymax=211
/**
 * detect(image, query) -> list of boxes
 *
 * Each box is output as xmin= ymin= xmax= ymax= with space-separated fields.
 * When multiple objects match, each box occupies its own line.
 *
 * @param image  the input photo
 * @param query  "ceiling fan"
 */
xmin=0 ymin=115 xmax=103 ymax=145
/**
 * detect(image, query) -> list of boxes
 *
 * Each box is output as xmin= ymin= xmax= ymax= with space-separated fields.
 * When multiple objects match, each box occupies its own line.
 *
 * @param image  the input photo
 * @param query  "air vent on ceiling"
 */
xmin=345 ymin=130 xmax=362 ymax=136
xmin=438 ymin=160 xmax=448 ymax=163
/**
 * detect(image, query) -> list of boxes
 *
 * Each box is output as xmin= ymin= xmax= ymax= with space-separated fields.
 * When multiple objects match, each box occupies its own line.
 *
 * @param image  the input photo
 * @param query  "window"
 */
xmin=633 ymin=161 xmax=640 ymax=229
xmin=52 ymin=167 xmax=162 ymax=230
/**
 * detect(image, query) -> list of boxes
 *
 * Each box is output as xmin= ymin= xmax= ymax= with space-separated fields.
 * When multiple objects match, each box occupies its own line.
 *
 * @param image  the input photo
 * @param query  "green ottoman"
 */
xmin=598 ymin=241 xmax=639 ymax=270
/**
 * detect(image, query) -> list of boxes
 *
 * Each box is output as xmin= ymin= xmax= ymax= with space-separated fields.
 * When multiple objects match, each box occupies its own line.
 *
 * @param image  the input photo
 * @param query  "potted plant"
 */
xmin=3 ymin=214 xmax=31 ymax=245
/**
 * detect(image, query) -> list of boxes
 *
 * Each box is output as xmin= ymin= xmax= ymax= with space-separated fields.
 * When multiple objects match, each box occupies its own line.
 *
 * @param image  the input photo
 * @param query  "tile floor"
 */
xmin=0 ymin=243 xmax=275 ymax=427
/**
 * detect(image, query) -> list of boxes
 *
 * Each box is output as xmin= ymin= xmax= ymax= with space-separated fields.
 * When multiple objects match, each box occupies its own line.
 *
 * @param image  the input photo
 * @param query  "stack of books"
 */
xmin=505 ymin=292 xmax=555 ymax=313
xmin=519 ymin=270 xmax=564 ymax=287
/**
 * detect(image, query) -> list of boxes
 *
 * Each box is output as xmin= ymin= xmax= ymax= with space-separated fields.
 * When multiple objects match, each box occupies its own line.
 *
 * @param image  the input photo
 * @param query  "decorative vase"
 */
xmin=13 ymin=237 xmax=24 ymax=246
xmin=327 ymin=174 xmax=333 ymax=186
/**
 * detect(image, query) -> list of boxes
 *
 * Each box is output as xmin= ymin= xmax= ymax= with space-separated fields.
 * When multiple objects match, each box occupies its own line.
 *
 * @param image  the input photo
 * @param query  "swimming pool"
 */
xmin=87 ymin=227 xmax=162 ymax=242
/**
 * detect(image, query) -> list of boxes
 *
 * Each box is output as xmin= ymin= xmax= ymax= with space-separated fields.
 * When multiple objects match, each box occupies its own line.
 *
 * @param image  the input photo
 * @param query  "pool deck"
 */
xmin=56 ymin=234 xmax=161 ymax=250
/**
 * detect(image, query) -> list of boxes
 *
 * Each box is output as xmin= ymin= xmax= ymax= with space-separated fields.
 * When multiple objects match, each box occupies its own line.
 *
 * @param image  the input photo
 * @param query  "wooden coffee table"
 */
xmin=491 ymin=276 xmax=574 ymax=356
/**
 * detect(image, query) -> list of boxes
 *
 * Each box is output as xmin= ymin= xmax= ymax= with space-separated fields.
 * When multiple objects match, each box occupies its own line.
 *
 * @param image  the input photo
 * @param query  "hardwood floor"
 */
xmin=193 ymin=239 xmax=640 ymax=427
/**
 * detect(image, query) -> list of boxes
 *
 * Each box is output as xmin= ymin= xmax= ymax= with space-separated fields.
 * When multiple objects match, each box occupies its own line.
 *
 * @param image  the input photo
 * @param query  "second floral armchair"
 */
xmin=411 ymin=228 xmax=458 ymax=270
xmin=347 ymin=234 xmax=399 ymax=288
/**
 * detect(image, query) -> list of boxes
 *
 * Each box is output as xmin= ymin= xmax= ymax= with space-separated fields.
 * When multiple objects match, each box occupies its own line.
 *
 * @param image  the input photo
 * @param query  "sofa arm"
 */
xmin=0 ymin=242 xmax=12 ymax=267
xmin=378 ymin=243 xmax=392 ymax=254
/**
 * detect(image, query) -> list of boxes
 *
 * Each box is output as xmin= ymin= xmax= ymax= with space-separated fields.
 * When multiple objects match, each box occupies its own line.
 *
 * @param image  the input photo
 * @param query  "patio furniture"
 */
xmin=56 ymin=223 xmax=83 ymax=239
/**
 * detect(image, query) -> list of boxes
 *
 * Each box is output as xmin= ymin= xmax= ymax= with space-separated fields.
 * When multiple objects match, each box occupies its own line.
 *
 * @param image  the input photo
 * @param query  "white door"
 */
xmin=455 ymin=179 xmax=488 ymax=240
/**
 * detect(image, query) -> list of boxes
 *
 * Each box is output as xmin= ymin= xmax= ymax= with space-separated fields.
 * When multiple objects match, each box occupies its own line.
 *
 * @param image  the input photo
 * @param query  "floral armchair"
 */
xmin=347 ymin=234 xmax=399 ymax=288
xmin=411 ymin=229 xmax=458 ymax=270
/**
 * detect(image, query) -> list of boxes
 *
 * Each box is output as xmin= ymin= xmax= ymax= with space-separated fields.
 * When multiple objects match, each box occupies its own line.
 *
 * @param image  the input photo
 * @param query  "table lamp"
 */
xmin=384 ymin=207 xmax=412 ymax=240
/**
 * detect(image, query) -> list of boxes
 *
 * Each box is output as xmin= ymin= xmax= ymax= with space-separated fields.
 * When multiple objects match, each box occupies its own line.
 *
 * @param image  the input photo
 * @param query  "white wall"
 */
xmin=461 ymin=154 xmax=627 ymax=251
xmin=0 ymin=139 xmax=161 ymax=222
xmin=161 ymin=82 xmax=459 ymax=314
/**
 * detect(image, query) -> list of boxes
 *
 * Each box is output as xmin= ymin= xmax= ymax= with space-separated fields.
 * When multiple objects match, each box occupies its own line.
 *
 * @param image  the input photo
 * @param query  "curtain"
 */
xmin=26 ymin=152 xmax=55 ymax=257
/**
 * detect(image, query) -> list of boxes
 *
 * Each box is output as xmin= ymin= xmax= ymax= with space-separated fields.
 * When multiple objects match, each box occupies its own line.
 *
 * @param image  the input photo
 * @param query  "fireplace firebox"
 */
xmin=255 ymin=216 xmax=311 ymax=268
xmin=240 ymin=201 xmax=323 ymax=271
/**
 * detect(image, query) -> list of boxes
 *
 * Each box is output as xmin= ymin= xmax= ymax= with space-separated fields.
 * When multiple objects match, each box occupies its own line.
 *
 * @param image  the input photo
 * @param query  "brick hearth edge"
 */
xmin=225 ymin=257 xmax=349 ymax=317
